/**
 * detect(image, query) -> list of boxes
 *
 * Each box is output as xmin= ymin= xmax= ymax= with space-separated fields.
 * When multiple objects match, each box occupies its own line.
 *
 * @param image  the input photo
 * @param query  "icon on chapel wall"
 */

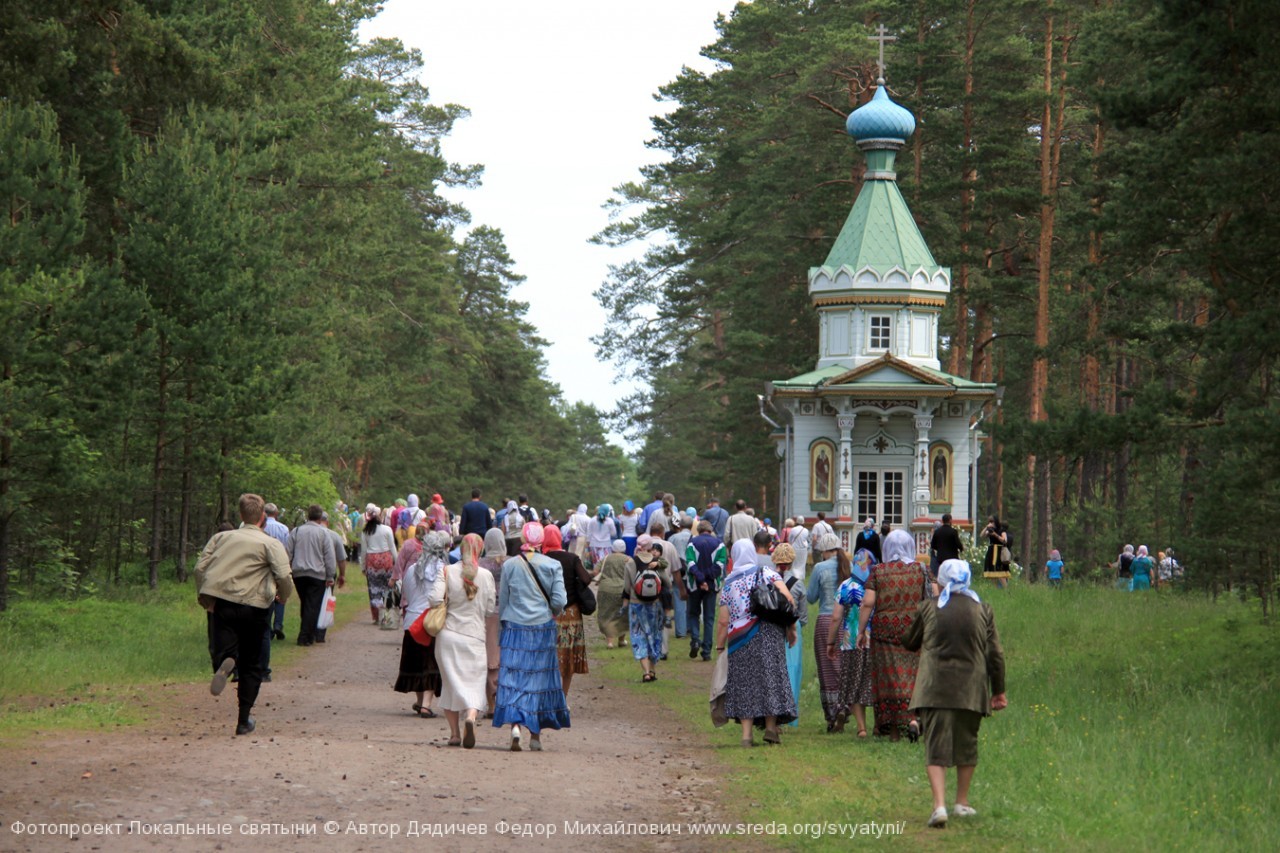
xmin=929 ymin=443 xmax=951 ymax=504
xmin=810 ymin=440 xmax=835 ymax=504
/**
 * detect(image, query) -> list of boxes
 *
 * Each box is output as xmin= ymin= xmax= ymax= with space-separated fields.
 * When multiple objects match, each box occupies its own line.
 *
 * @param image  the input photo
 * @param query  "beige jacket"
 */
xmin=196 ymin=524 xmax=294 ymax=611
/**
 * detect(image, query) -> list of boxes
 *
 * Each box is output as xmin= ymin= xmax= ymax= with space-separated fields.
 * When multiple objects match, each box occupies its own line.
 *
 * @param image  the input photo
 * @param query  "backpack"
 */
xmin=633 ymin=566 xmax=661 ymax=602
xmin=504 ymin=510 xmax=524 ymax=538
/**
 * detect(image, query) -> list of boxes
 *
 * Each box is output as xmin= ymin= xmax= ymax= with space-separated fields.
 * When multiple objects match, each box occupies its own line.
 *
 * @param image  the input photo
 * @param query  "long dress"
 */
xmin=784 ymin=572 xmax=807 ymax=728
xmin=393 ymin=560 xmax=442 ymax=698
xmin=720 ymin=568 xmax=797 ymax=728
xmin=866 ymin=560 xmax=931 ymax=733
xmin=430 ymin=566 xmax=496 ymax=713
xmin=983 ymin=527 xmax=1011 ymax=580
xmin=595 ymin=552 xmax=631 ymax=641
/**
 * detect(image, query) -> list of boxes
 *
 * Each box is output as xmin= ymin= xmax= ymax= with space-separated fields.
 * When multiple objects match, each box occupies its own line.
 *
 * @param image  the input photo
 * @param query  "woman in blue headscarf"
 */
xmin=617 ymin=500 xmax=641 ymax=556
xmin=826 ymin=543 xmax=875 ymax=738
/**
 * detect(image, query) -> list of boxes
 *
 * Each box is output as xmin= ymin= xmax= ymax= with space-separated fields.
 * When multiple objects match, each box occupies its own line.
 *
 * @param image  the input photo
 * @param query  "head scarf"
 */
xmin=365 ymin=503 xmax=380 ymax=517
xmin=482 ymin=527 xmax=507 ymax=560
xmin=542 ymin=524 xmax=564 ymax=552
xmin=863 ymin=517 xmax=875 ymax=530
xmin=415 ymin=530 xmax=452 ymax=584
xmin=851 ymin=549 xmax=874 ymax=584
xmin=938 ymin=559 xmax=981 ymax=608
xmin=407 ymin=494 xmax=420 ymax=509
xmin=727 ymin=539 xmax=760 ymax=581
xmin=1137 ymin=545 xmax=1149 ymax=558
xmin=1122 ymin=544 xmax=1134 ymax=556
xmin=623 ymin=500 xmax=635 ymax=512
xmin=882 ymin=529 xmax=918 ymax=564
xmin=597 ymin=503 xmax=612 ymax=521
xmin=818 ymin=533 xmax=841 ymax=553
xmin=772 ymin=543 xmax=796 ymax=567
xmin=1049 ymin=549 xmax=1061 ymax=561
xmin=459 ymin=533 xmax=483 ymax=600
xmin=611 ymin=539 xmax=626 ymax=553
xmin=636 ymin=534 xmax=655 ymax=552
xmin=506 ymin=499 xmax=518 ymax=513
xmin=395 ymin=498 xmax=407 ymax=508
xmin=520 ymin=521 xmax=544 ymax=553
xmin=685 ymin=507 xmax=697 ymax=518
xmin=577 ymin=503 xmax=588 ymax=515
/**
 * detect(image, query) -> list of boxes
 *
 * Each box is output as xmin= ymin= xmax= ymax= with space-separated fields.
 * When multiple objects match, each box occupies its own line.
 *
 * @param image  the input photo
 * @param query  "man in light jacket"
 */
xmin=197 ymin=493 xmax=294 ymax=735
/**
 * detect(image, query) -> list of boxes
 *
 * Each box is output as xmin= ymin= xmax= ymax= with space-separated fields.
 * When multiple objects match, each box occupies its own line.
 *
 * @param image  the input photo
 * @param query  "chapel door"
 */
xmin=856 ymin=469 xmax=906 ymax=526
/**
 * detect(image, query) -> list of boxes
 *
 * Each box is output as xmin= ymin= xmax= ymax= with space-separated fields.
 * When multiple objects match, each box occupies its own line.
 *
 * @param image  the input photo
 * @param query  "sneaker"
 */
xmin=953 ymin=804 xmax=977 ymax=818
xmin=927 ymin=807 xmax=947 ymax=828
xmin=235 ymin=717 xmax=256 ymax=736
xmin=210 ymin=658 xmax=236 ymax=696
xmin=528 ymin=738 xmax=542 ymax=752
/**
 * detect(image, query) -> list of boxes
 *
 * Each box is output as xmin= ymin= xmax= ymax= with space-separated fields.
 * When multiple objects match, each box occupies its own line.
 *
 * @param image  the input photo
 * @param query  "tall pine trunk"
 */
xmin=148 ymin=333 xmax=170 ymax=590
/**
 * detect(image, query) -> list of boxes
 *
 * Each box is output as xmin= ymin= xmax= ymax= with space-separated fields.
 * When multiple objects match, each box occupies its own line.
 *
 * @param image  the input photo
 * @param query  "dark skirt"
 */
xmin=838 ymin=647 xmax=875 ymax=709
xmin=393 ymin=630 xmax=442 ymax=696
xmin=492 ymin=620 xmax=570 ymax=735
xmin=724 ymin=621 xmax=797 ymax=728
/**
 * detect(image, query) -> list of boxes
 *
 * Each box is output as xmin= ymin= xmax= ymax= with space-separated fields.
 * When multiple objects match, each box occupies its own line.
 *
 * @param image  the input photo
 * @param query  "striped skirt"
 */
xmin=812 ymin=614 xmax=842 ymax=722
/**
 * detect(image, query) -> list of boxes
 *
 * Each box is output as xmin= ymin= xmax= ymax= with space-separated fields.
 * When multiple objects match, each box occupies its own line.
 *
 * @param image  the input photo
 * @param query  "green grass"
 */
xmin=595 ymin=584 xmax=1280 ymax=850
xmin=0 ymin=571 xmax=370 ymax=739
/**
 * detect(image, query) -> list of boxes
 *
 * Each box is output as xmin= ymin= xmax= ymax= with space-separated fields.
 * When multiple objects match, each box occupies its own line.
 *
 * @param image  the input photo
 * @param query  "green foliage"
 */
xmin=0 ymin=1 xmax=637 ymax=602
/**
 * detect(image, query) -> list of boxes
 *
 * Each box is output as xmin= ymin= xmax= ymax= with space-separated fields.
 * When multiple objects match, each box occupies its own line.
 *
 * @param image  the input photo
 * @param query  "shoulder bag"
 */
xmin=575 ymin=559 xmax=598 ymax=616
xmin=750 ymin=566 xmax=798 ymax=627
xmin=423 ymin=567 xmax=449 ymax=636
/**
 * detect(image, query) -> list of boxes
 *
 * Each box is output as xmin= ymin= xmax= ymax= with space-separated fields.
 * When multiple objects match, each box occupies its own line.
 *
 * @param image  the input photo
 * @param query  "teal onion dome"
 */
xmin=846 ymin=85 xmax=916 ymax=142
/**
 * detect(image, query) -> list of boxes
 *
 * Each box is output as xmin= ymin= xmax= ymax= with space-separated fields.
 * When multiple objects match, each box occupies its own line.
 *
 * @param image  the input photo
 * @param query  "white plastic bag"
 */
xmin=317 ymin=587 xmax=337 ymax=630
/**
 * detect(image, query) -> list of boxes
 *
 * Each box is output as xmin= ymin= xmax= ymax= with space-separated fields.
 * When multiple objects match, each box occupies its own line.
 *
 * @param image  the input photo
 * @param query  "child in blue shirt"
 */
xmin=1046 ymin=549 xmax=1064 ymax=587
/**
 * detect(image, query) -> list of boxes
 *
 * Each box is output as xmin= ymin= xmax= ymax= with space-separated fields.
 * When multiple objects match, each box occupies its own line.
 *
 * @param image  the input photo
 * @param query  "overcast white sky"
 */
xmin=360 ymin=1 xmax=741 ymax=447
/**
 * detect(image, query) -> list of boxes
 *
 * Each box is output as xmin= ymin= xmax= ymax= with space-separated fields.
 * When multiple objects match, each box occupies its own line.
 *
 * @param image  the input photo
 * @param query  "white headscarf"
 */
xmin=937 ymin=559 xmax=981 ymax=608
xmin=415 ymin=530 xmax=451 ymax=584
xmin=882 ymin=528 xmax=918 ymax=564
xmin=726 ymin=539 xmax=759 ymax=581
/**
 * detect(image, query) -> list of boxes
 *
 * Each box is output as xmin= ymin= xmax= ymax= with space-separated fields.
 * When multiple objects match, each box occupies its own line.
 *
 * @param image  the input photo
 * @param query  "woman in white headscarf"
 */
xmin=903 ymin=559 xmax=1007 ymax=828
xmin=857 ymin=528 xmax=937 ymax=741
xmin=714 ymin=539 xmax=798 ymax=747
xmin=393 ymin=528 xmax=447 ymax=718
xmin=360 ymin=504 xmax=398 ymax=623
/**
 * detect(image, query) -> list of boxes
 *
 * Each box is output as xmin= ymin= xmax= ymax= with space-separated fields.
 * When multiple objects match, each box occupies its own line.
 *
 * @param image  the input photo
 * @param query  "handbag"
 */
xmin=576 ymin=573 xmax=598 ymax=616
xmin=750 ymin=567 xmax=798 ymax=627
xmin=423 ymin=567 xmax=449 ymax=636
xmin=408 ymin=607 xmax=433 ymax=646
xmin=379 ymin=584 xmax=402 ymax=631
xmin=317 ymin=587 xmax=337 ymax=630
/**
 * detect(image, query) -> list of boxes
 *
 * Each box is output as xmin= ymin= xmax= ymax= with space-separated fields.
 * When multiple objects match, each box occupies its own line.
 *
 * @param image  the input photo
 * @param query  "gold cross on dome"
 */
xmin=868 ymin=23 xmax=897 ymax=82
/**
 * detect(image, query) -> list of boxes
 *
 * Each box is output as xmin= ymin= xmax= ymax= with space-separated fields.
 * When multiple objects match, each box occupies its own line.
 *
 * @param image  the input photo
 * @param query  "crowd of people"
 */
xmin=196 ymin=489 xmax=1008 ymax=826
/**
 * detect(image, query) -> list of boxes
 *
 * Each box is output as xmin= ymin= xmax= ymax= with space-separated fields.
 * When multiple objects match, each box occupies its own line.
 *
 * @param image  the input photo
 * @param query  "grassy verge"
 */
xmin=0 ymin=571 xmax=370 ymax=739
xmin=593 ymin=584 xmax=1279 ymax=850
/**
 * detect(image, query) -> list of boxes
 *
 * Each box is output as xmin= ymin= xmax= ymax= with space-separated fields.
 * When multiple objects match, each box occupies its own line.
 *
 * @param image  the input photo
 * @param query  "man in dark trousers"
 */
xmin=288 ymin=504 xmax=338 ymax=646
xmin=929 ymin=513 xmax=964 ymax=580
xmin=197 ymin=493 xmax=294 ymax=735
xmin=903 ymin=559 xmax=1007 ymax=828
xmin=459 ymin=488 xmax=493 ymax=538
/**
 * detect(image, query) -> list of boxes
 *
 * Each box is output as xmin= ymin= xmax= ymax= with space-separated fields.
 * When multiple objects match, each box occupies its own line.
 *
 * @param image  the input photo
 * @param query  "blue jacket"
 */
xmin=499 ymin=552 xmax=566 ymax=625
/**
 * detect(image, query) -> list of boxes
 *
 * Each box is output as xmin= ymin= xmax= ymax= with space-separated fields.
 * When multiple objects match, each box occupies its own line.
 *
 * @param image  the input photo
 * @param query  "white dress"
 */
xmin=429 ymin=565 xmax=496 ymax=713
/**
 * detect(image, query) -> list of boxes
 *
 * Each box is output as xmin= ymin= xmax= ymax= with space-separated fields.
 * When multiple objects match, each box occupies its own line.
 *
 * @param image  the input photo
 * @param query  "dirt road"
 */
xmin=0 ymin=616 xmax=739 ymax=852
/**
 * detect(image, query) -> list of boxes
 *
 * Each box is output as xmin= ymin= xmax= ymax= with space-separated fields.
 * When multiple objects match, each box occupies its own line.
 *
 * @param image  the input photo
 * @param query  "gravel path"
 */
xmin=0 ymin=613 xmax=741 ymax=852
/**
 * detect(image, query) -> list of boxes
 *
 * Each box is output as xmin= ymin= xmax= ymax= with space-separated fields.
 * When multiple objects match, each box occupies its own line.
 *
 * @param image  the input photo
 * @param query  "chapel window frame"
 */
xmin=868 ymin=314 xmax=892 ymax=352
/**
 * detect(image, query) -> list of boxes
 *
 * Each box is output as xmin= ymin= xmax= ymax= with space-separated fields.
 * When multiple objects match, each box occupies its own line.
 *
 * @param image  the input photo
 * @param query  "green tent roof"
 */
xmin=819 ymin=179 xmax=941 ymax=275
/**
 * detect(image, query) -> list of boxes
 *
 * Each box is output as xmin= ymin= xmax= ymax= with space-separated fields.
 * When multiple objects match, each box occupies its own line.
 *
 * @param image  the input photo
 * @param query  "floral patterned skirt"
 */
xmin=556 ymin=603 xmax=589 ymax=675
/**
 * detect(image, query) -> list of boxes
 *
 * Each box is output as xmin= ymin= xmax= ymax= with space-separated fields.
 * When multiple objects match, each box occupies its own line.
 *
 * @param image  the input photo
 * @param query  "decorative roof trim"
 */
xmin=822 ymin=353 xmax=952 ymax=388
xmin=813 ymin=294 xmax=947 ymax=308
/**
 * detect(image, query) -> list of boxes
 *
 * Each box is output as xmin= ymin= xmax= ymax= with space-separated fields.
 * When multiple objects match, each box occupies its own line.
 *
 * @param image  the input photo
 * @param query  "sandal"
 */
xmin=447 ymin=737 xmax=461 ymax=747
xmin=857 ymin=728 xmax=868 ymax=738
xmin=412 ymin=704 xmax=437 ymax=719
xmin=642 ymin=672 xmax=656 ymax=683
xmin=763 ymin=728 xmax=781 ymax=745
xmin=833 ymin=711 xmax=848 ymax=734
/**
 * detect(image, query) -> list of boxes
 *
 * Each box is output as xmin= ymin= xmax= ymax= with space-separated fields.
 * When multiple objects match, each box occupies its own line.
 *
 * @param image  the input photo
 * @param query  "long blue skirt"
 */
xmin=629 ymin=601 xmax=665 ymax=662
xmin=491 ymin=620 xmax=570 ymax=734
xmin=785 ymin=625 xmax=803 ymax=727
